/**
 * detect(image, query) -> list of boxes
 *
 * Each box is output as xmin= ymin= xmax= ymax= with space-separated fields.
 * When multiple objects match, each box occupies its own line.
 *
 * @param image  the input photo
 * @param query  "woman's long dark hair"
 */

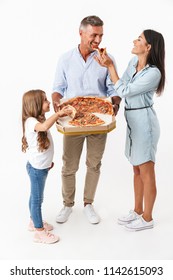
xmin=144 ymin=29 xmax=165 ymax=95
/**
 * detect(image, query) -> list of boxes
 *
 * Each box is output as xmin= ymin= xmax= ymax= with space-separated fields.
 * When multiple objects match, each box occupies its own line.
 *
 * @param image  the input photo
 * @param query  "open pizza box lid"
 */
xmin=56 ymin=96 xmax=116 ymax=135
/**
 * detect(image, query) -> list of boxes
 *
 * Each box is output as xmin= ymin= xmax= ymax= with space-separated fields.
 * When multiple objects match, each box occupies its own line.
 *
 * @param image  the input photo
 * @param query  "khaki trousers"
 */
xmin=61 ymin=133 xmax=107 ymax=207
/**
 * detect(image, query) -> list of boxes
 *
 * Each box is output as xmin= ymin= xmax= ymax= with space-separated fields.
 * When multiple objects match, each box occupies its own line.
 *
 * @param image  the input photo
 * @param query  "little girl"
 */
xmin=22 ymin=89 xmax=73 ymax=244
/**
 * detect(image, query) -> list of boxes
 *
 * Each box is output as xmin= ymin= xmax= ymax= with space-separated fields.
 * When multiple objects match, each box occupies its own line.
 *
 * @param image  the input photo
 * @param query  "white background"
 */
xmin=0 ymin=0 xmax=173 ymax=277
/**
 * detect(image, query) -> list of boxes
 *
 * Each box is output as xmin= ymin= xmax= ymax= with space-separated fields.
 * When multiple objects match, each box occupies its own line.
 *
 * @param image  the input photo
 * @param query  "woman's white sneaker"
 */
xmin=118 ymin=210 xmax=141 ymax=225
xmin=125 ymin=216 xmax=154 ymax=231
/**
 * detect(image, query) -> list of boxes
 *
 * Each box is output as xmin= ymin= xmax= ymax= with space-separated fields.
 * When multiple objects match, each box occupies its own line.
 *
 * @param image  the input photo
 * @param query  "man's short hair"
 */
xmin=80 ymin=15 xmax=104 ymax=30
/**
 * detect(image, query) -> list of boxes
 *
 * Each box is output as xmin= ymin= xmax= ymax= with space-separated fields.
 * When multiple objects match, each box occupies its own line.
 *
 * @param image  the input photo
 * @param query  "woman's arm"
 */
xmin=94 ymin=53 xmax=122 ymax=113
xmin=94 ymin=53 xmax=120 ymax=84
xmin=115 ymin=68 xmax=161 ymax=98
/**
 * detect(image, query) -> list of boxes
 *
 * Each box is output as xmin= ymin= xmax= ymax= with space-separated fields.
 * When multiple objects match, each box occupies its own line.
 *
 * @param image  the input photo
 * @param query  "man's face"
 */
xmin=80 ymin=24 xmax=103 ymax=52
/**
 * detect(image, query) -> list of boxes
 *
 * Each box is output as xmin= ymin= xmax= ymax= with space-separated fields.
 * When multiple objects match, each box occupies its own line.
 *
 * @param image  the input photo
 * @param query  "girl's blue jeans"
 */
xmin=26 ymin=162 xmax=49 ymax=228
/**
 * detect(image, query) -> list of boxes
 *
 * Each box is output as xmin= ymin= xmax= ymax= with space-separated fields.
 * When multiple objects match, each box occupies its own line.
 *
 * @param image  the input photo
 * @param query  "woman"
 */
xmin=95 ymin=29 xmax=165 ymax=231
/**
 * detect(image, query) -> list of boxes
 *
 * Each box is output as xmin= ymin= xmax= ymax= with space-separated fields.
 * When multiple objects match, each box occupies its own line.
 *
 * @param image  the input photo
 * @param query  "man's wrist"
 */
xmin=113 ymin=103 xmax=120 ymax=110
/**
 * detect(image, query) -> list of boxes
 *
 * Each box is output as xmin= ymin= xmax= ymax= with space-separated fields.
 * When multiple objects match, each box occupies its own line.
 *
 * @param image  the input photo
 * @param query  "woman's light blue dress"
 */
xmin=114 ymin=56 xmax=161 ymax=166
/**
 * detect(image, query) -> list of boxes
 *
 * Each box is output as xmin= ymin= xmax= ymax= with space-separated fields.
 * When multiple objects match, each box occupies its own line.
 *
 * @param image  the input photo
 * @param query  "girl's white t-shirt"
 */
xmin=25 ymin=117 xmax=54 ymax=169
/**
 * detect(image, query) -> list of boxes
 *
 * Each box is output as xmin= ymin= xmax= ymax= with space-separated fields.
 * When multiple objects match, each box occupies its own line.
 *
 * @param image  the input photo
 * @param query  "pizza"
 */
xmin=59 ymin=96 xmax=113 ymax=127
xmin=60 ymin=96 xmax=113 ymax=115
xmin=95 ymin=47 xmax=106 ymax=56
xmin=69 ymin=112 xmax=105 ymax=127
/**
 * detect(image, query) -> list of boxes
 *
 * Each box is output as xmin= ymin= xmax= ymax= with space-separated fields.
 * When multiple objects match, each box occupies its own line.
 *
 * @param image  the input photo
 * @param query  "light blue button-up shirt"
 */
xmin=52 ymin=47 xmax=117 ymax=98
xmin=114 ymin=55 xmax=161 ymax=109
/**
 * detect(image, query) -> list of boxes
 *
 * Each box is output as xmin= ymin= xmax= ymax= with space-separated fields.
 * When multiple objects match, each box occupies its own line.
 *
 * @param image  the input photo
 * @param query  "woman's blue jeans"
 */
xmin=26 ymin=162 xmax=49 ymax=228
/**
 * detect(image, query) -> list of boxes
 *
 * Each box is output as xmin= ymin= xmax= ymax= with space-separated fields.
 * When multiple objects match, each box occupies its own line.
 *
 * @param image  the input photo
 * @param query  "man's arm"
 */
xmin=52 ymin=92 xmax=63 ymax=112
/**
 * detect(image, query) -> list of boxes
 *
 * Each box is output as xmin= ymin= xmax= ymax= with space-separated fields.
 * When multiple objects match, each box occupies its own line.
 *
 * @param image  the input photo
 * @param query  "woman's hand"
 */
xmin=94 ymin=52 xmax=114 ymax=68
xmin=95 ymin=51 xmax=119 ymax=84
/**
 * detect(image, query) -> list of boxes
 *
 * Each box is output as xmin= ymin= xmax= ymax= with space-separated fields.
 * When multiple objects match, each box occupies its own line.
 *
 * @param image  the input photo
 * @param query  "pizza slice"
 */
xmin=66 ymin=105 xmax=77 ymax=119
xmin=95 ymin=47 xmax=106 ymax=56
xmin=92 ymin=97 xmax=114 ymax=115
xmin=69 ymin=112 xmax=105 ymax=127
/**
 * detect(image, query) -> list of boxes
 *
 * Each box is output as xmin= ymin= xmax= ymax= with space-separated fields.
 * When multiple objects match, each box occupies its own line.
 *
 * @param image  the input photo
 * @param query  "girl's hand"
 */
xmin=48 ymin=162 xmax=54 ymax=170
xmin=58 ymin=105 xmax=75 ymax=118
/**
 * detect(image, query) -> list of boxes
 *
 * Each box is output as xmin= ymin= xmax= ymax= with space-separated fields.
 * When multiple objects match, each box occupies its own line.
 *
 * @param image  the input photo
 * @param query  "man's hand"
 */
xmin=113 ymin=103 xmax=120 ymax=116
xmin=53 ymin=101 xmax=60 ymax=112
xmin=112 ymin=96 xmax=122 ymax=116
xmin=52 ymin=92 xmax=63 ymax=112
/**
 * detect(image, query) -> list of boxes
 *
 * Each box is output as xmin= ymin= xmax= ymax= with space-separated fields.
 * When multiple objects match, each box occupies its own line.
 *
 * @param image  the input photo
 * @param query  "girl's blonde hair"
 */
xmin=22 ymin=89 xmax=50 ymax=152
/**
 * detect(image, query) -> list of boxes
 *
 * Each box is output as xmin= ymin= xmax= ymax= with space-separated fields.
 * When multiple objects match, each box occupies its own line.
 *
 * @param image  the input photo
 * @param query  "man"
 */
xmin=52 ymin=15 xmax=120 ymax=224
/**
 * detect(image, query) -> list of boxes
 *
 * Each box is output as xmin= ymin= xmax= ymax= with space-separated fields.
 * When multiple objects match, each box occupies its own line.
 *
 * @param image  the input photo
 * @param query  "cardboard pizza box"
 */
xmin=56 ymin=96 xmax=116 ymax=135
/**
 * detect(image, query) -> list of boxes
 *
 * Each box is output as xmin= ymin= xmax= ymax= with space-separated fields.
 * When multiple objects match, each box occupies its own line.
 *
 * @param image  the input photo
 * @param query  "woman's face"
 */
xmin=131 ymin=33 xmax=151 ymax=55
